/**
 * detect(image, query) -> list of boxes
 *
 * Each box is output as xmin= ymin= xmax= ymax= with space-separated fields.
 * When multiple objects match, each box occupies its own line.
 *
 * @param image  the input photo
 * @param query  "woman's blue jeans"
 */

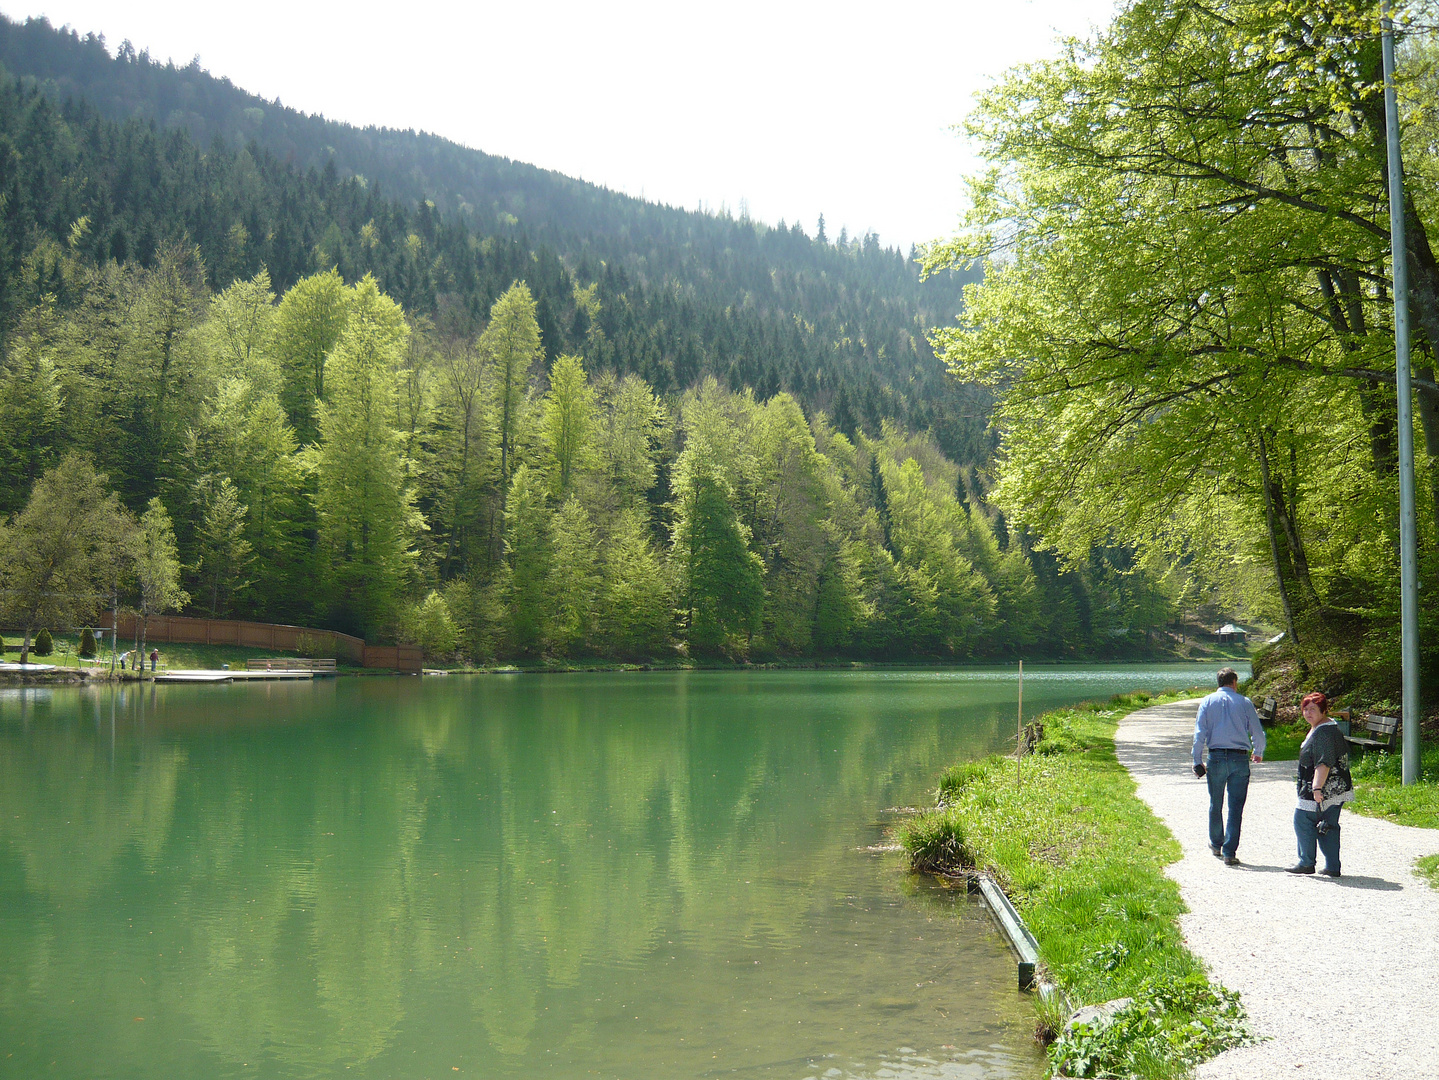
xmin=1293 ymin=804 xmax=1342 ymax=872
xmin=1206 ymin=750 xmax=1250 ymax=857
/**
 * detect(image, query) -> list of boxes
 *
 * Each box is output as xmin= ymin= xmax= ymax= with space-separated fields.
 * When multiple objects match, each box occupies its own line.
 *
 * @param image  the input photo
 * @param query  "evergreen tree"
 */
xmin=0 ymin=304 xmax=64 ymax=513
xmin=502 ymin=464 xmax=551 ymax=655
xmin=133 ymin=496 xmax=189 ymax=658
xmin=812 ymin=537 xmax=863 ymax=653
xmin=545 ymin=496 xmax=599 ymax=655
xmin=434 ymin=337 xmax=490 ymax=576
xmin=599 ymin=506 xmax=672 ymax=657
xmin=884 ymin=458 xmax=995 ymax=655
xmin=479 ymin=283 xmax=543 ymax=505
xmin=313 ymin=276 xmax=416 ymax=635
xmin=195 ymin=477 xmax=251 ymax=617
xmin=674 ymin=461 xmax=763 ymax=653
xmin=542 ymin=354 xmax=598 ymax=497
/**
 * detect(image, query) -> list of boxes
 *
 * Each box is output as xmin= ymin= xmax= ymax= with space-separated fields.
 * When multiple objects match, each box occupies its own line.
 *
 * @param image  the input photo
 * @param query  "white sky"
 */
xmin=11 ymin=1 xmax=1121 ymax=250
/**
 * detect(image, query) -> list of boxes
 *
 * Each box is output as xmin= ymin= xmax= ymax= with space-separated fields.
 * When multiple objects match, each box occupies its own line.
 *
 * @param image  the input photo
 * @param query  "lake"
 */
xmin=0 ymin=663 xmax=1234 ymax=1079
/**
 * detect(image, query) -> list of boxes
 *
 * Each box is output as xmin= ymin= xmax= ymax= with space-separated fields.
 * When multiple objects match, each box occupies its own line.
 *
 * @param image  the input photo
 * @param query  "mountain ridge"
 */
xmin=0 ymin=12 xmax=987 ymax=464
xmin=0 ymin=14 xmax=929 ymax=271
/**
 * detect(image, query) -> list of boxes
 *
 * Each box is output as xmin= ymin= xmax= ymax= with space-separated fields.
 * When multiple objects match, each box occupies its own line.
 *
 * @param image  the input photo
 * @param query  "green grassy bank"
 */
xmin=2 ymin=635 xmax=365 ymax=673
xmin=897 ymin=691 xmax=1250 ymax=1079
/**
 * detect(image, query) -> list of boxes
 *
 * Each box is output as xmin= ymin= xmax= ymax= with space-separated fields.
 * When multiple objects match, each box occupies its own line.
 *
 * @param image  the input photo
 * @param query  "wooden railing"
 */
xmin=246 ymin=658 xmax=338 ymax=673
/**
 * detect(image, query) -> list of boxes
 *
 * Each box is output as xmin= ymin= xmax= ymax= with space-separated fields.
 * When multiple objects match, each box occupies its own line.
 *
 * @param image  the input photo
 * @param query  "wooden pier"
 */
xmin=155 ymin=668 xmax=316 ymax=683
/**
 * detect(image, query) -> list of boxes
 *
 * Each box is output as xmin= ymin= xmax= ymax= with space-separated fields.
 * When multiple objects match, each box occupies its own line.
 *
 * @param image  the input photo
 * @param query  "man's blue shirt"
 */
xmin=1192 ymin=686 xmax=1266 ymax=766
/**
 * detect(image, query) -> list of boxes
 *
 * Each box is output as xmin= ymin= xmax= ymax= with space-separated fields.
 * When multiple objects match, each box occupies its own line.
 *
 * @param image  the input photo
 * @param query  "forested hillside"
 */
xmin=0 ymin=15 xmax=1191 ymax=661
xmin=0 ymin=14 xmax=987 ymax=464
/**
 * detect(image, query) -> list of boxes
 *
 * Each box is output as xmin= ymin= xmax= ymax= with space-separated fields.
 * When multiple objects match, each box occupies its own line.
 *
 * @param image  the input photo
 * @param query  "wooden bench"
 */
xmin=1345 ymin=713 xmax=1399 ymax=754
xmin=246 ymin=658 xmax=337 ymax=673
xmin=1255 ymin=696 xmax=1278 ymax=724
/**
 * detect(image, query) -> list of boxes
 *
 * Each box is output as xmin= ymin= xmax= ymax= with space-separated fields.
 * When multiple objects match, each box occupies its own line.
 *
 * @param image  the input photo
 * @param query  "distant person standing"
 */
xmin=149 ymin=648 xmax=158 ymax=672
xmin=1192 ymin=667 xmax=1266 ymax=866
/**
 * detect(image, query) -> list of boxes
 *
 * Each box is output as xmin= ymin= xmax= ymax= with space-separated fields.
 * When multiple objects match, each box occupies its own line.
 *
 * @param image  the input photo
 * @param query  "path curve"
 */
xmin=1115 ymin=700 xmax=1439 ymax=1080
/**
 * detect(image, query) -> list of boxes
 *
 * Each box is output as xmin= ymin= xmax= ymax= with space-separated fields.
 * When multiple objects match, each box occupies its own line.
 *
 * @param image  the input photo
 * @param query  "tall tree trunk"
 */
xmin=443 ymin=413 xmax=471 ymax=577
xmin=1317 ymin=267 xmax=1398 ymax=478
xmin=1277 ymin=447 xmax=1322 ymax=610
xmin=20 ymin=626 xmax=31 ymax=666
xmin=1416 ymin=365 xmax=1439 ymax=535
xmin=1256 ymin=434 xmax=1300 ymax=645
xmin=1356 ymin=383 xmax=1398 ymax=476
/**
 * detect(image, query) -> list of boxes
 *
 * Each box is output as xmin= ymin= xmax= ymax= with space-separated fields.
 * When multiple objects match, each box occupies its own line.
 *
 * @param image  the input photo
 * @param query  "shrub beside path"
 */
xmin=1115 ymin=700 xmax=1439 ymax=1080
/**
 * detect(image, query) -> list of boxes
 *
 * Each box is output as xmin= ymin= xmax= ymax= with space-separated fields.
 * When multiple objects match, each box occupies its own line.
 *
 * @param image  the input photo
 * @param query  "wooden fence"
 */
xmin=104 ymin=613 xmax=423 ymax=673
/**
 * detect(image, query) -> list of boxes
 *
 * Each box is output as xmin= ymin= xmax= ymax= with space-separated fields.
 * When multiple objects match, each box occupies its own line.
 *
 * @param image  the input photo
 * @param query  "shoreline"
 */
xmin=896 ymin=689 xmax=1251 ymax=1077
xmin=0 ymin=654 xmax=1249 ymax=687
xmin=440 ymin=653 xmax=1250 ymax=675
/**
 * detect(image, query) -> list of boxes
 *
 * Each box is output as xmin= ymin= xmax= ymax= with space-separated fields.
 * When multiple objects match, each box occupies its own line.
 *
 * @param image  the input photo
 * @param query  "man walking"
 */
xmin=1192 ymin=667 xmax=1266 ymax=866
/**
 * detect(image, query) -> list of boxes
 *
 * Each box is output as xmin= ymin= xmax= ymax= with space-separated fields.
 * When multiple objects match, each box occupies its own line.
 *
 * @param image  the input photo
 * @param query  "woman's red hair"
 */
xmin=1300 ymin=691 xmax=1328 ymax=714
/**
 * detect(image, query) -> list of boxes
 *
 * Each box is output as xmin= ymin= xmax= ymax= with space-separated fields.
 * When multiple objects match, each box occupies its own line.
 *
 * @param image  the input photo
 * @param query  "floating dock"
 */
xmin=155 ymin=669 xmax=315 ymax=683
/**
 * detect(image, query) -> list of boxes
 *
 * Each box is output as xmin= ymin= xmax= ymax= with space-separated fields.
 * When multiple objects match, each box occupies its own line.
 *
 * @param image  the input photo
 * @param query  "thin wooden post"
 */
xmin=1017 ymin=660 xmax=1024 ymax=788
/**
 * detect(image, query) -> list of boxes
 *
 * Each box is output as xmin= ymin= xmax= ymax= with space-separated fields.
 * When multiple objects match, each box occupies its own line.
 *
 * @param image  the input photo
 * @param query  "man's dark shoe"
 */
xmin=1319 ymin=868 xmax=1341 ymax=878
xmin=1210 ymin=845 xmax=1222 ymax=858
xmin=1223 ymin=855 xmax=1240 ymax=867
xmin=1286 ymin=863 xmax=1316 ymax=875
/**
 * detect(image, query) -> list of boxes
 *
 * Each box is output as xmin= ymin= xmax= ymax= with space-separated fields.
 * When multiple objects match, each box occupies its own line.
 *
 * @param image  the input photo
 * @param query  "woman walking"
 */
xmin=1287 ymin=691 xmax=1353 ymax=877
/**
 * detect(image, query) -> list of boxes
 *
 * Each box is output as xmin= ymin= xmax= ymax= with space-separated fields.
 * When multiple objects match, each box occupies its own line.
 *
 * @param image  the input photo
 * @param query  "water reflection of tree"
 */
xmin=0 ymin=677 xmax=1002 ymax=1074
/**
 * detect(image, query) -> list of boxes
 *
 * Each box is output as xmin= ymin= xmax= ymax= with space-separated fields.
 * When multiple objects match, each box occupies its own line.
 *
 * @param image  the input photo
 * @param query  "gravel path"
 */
xmin=1115 ymin=700 xmax=1439 ymax=1080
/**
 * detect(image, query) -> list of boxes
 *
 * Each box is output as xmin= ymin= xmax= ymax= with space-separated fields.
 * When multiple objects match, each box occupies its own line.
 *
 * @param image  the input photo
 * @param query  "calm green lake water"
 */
xmin=0 ymin=664 xmax=1233 ymax=1079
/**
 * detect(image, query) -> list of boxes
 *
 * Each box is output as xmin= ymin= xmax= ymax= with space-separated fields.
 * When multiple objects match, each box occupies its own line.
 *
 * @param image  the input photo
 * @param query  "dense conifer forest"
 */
xmin=0 ymin=14 xmax=1188 ymax=662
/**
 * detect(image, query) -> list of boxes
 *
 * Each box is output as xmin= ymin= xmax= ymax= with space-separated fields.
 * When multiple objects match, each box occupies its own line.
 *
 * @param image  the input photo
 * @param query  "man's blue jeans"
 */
xmin=1206 ymin=750 xmax=1250 ymax=857
xmin=1294 ymin=804 xmax=1342 ymax=872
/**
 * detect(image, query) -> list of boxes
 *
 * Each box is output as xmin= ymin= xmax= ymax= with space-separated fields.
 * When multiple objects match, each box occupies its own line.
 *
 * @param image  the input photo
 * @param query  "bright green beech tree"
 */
xmin=924 ymin=0 xmax=1439 ymax=644
xmin=273 ymin=268 xmax=350 ymax=443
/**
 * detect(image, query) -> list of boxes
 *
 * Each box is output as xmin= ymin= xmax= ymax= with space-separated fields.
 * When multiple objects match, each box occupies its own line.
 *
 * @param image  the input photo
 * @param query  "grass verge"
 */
xmin=1415 ymin=853 xmax=1439 ymax=889
xmin=1255 ymin=718 xmax=1308 ymax=761
xmin=1346 ymin=747 xmax=1439 ymax=829
xmin=897 ymin=689 xmax=1252 ymax=1079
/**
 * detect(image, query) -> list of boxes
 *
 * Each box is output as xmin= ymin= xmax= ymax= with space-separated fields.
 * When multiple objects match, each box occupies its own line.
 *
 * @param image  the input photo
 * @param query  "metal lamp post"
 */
xmin=1381 ymin=3 xmax=1422 ymax=786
